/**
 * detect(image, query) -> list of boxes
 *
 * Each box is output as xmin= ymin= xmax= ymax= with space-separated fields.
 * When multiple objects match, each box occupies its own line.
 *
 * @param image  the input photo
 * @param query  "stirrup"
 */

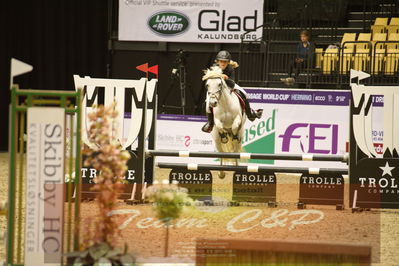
xmin=247 ymin=109 xmax=263 ymax=121
xmin=255 ymin=109 xmax=263 ymax=118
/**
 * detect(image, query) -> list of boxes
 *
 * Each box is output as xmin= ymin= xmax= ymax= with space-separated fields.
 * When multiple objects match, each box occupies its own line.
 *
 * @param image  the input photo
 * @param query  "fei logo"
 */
xmin=278 ymin=123 xmax=338 ymax=154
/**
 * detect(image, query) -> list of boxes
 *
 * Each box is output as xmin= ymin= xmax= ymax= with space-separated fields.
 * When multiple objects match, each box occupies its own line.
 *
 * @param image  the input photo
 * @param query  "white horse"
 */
xmin=203 ymin=66 xmax=246 ymax=178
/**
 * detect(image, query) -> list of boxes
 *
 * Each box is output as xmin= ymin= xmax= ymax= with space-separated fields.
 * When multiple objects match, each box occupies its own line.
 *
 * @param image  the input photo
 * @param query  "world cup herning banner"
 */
xmin=118 ymin=0 xmax=263 ymax=43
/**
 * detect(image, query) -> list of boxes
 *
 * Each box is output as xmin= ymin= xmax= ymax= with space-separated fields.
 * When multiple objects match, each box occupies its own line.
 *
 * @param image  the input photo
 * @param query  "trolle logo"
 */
xmin=148 ymin=11 xmax=190 ymax=36
xmin=279 ymin=123 xmax=339 ymax=154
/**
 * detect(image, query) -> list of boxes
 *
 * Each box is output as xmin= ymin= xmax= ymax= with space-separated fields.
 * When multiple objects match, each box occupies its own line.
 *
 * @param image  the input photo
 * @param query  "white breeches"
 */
xmin=234 ymin=84 xmax=247 ymax=96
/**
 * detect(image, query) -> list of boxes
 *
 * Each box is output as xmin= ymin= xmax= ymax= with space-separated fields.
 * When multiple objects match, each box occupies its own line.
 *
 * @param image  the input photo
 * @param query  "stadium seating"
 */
xmin=387 ymin=17 xmax=399 ymax=37
xmin=371 ymin=17 xmax=389 ymax=35
xmin=322 ymin=18 xmax=399 ymax=75
xmin=322 ymin=33 xmax=357 ymax=74
xmin=385 ymin=33 xmax=399 ymax=75
xmin=352 ymin=33 xmax=371 ymax=72
xmin=239 ymin=5 xmax=399 ymax=88
xmin=340 ymin=33 xmax=357 ymax=74
xmin=372 ymin=33 xmax=387 ymax=74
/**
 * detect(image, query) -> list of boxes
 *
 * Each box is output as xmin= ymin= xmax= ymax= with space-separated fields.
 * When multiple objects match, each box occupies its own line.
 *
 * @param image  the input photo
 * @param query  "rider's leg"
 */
xmin=234 ymin=84 xmax=263 ymax=121
xmin=201 ymin=97 xmax=214 ymax=133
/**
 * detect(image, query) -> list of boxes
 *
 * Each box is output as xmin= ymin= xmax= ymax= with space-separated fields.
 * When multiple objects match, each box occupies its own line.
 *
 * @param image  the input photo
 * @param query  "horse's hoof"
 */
xmin=219 ymin=133 xmax=228 ymax=144
xmin=218 ymin=172 xmax=226 ymax=179
xmin=232 ymin=135 xmax=241 ymax=142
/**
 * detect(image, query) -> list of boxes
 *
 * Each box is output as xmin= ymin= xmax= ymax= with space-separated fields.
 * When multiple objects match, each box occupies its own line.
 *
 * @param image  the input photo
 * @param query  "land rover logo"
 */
xmin=148 ymin=11 xmax=189 ymax=36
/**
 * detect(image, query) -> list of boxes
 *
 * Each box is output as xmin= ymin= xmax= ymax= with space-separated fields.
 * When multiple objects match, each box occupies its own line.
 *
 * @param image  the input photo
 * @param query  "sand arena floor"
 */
xmin=1 ymin=152 xmax=399 ymax=265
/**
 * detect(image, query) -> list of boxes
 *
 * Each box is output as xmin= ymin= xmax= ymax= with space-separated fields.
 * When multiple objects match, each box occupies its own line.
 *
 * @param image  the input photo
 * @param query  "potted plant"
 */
xmin=65 ymin=103 xmax=135 ymax=265
xmin=145 ymin=180 xmax=193 ymax=257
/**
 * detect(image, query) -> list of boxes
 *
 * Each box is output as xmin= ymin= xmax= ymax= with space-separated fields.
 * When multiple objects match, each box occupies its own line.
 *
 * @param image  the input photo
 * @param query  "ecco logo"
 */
xmin=279 ymin=123 xmax=338 ymax=154
xmin=148 ymin=11 xmax=190 ymax=36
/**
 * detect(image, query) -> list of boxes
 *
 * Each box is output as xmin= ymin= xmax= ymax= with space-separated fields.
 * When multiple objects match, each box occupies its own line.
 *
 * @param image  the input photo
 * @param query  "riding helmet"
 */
xmin=216 ymin=50 xmax=231 ymax=61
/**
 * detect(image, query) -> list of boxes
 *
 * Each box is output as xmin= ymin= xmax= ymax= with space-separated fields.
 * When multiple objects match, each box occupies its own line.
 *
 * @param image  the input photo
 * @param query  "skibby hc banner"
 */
xmin=118 ymin=0 xmax=263 ymax=43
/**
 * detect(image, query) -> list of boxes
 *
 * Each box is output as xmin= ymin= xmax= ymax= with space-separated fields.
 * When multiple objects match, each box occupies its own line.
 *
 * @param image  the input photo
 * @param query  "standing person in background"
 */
xmin=281 ymin=30 xmax=315 ymax=85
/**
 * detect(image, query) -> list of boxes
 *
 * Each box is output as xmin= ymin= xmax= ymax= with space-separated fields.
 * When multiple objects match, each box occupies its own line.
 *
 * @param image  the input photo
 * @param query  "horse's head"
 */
xmin=203 ymin=66 xmax=226 ymax=108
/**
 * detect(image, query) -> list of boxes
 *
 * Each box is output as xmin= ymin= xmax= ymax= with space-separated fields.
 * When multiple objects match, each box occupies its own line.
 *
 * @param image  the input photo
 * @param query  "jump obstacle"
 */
xmin=144 ymin=149 xmax=348 ymax=209
xmin=156 ymin=162 xmax=348 ymax=175
xmin=5 ymin=72 xmax=397 ymax=265
xmin=5 ymin=86 xmax=83 ymax=265
xmin=147 ymin=150 xmax=349 ymax=162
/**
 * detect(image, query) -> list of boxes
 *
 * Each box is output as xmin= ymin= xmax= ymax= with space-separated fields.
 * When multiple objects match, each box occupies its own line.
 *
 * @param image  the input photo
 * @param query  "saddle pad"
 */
xmin=233 ymin=90 xmax=246 ymax=114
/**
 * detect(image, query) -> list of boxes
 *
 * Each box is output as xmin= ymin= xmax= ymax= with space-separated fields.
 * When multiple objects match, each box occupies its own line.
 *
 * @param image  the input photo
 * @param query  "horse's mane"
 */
xmin=202 ymin=66 xmax=224 ymax=81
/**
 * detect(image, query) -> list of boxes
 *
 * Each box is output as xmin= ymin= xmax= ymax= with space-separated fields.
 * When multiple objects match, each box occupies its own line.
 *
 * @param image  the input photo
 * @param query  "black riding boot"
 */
xmin=201 ymin=112 xmax=214 ymax=133
xmin=240 ymin=92 xmax=263 ymax=121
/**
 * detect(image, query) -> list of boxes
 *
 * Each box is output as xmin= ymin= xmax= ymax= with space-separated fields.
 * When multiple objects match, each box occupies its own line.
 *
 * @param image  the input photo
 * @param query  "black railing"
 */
xmin=238 ymin=40 xmax=399 ymax=88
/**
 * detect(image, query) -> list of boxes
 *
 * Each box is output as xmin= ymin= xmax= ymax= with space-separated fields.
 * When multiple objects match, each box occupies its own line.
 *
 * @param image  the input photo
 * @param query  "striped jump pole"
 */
xmin=156 ymin=162 xmax=348 ymax=175
xmin=147 ymin=150 xmax=349 ymax=163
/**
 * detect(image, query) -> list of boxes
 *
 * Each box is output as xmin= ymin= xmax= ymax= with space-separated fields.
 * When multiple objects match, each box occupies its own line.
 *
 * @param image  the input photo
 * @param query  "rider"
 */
xmin=202 ymin=50 xmax=263 ymax=133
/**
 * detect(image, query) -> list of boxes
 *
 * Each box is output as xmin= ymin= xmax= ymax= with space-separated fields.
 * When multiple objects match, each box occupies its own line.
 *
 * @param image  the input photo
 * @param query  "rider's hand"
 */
xmin=222 ymin=74 xmax=229 ymax=79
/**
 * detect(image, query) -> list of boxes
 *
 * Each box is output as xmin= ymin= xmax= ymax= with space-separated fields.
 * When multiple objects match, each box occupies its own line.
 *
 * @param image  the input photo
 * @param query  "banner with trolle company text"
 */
xmin=119 ymin=0 xmax=263 ymax=43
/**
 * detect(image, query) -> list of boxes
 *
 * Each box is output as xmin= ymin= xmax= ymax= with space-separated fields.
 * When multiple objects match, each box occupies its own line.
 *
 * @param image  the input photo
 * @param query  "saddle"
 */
xmin=232 ymin=90 xmax=246 ymax=114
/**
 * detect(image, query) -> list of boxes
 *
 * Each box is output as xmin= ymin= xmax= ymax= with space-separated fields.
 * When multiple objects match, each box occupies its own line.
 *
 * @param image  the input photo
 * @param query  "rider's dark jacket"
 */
xmin=214 ymin=64 xmax=236 ymax=88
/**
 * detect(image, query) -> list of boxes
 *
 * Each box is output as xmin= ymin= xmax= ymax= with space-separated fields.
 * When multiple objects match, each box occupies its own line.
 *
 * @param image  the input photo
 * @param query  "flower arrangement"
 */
xmin=145 ymin=180 xmax=193 ymax=256
xmin=65 ymin=103 xmax=134 ymax=265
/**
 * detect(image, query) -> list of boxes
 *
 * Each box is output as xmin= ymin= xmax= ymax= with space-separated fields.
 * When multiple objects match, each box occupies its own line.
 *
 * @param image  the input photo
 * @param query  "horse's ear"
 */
xmin=202 ymin=69 xmax=208 ymax=80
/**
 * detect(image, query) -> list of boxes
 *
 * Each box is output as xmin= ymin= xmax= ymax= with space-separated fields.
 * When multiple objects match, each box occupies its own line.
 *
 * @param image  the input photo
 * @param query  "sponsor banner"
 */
xmin=169 ymin=169 xmax=213 ymax=200
xmin=349 ymin=81 xmax=399 ymax=209
xmin=26 ymin=107 xmax=65 ymax=265
xmin=118 ymin=0 xmax=263 ymax=43
xmin=155 ymin=88 xmax=384 ymax=169
xmin=232 ymin=172 xmax=277 ymax=203
xmin=299 ymin=174 xmax=345 ymax=206
xmin=247 ymin=89 xmax=350 ymax=106
xmin=74 ymin=76 xmax=158 ymax=186
xmin=371 ymin=95 xmax=384 ymax=155
xmin=155 ymin=114 xmax=215 ymax=164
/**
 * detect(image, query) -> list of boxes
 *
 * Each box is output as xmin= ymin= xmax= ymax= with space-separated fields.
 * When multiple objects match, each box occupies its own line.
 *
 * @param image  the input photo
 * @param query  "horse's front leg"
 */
xmin=231 ymin=114 xmax=243 ymax=142
xmin=214 ymin=118 xmax=228 ymax=144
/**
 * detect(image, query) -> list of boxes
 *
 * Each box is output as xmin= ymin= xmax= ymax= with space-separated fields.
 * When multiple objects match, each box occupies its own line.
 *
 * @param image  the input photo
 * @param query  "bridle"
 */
xmin=207 ymin=77 xmax=227 ymax=104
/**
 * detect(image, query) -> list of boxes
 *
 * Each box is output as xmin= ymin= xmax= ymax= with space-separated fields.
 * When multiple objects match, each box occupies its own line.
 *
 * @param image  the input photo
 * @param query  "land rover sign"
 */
xmin=148 ymin=11 xmax=190 ymax=36
xmin=119 ymin=0 xmax=263 ymax=43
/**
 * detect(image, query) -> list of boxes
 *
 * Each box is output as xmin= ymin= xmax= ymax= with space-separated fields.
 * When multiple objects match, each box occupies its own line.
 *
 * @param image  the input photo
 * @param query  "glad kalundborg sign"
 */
xmin=119 ymin=0 xmax=263 ymax=43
